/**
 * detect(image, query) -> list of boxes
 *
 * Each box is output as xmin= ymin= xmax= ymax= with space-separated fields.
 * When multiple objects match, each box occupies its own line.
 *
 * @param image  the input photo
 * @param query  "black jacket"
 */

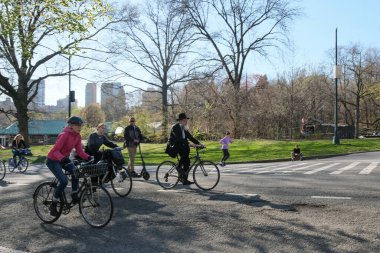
xmin=169 ymin=123 xmax=200 ymax=152
xmin=86 ymin=132 xmax=117 ymax=155
xmin=124 ymin=125 xmax=144 ymax=147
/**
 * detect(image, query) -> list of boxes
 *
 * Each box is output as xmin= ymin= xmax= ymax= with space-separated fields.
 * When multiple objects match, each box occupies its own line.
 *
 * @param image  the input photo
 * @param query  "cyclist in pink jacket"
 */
xmin=46 ymin=116 xmax=92 ymax=216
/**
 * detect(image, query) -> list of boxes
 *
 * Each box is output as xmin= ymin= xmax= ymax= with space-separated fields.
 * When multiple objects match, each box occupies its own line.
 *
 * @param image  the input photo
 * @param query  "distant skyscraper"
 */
xmin=100 ymin=82 xmax=123 ymax=106
xmin=85 ymin=83 xmax=97 ymax=106
xmin=57 ymin=95 xmax=77 ymax=109
xmin=31 ymin=80 xmax=45 ymax=106
xmin=100 ymin=82 xmax=126 ymax=121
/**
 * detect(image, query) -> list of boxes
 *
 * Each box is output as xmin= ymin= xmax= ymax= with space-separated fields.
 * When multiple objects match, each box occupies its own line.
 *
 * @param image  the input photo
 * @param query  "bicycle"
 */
xmin=8 ymin=149 xmax=29 ymax=173
xmin=0 ymin=160 xmax=5 ymax=181
xmin=156 ymin=145 xmax=220 ymax=190
xmin=78 ymin=147 xmax=133 ymax=197
xmin=33 ymin=159 xmax=114 ymax=228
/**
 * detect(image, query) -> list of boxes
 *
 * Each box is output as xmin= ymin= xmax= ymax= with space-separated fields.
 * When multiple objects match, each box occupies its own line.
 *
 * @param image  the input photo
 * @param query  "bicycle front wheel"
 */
xmin=79 ymin=185 xmax=113 ymax=228
xmin=18 ymin=158 xmax=28 ymax=173
xmin=0 ymin=160 xmax=6 ymax=181
xmin=111 ymin=166 xmax=132 ymax=197
xmin=193 ymin=161 xmax=220 ymax=190
xmin=156 ymin=161 xmax=179 ymax=189
xmin=8 ymin=158 xmax=15 ymax=173
xmin=33 ymin=182 xmax=63 ymax=223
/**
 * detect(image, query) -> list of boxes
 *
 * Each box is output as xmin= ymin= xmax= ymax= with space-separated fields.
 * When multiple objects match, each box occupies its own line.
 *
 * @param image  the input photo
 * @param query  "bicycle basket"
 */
xmin=74 ymin=162 xmax=108 ymax=178
xmin=22 ymin=148 xmax=33 ymax=156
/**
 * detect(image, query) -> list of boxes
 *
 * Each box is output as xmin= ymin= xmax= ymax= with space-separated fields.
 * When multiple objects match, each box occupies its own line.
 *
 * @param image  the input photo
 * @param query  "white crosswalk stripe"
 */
xmin=256 ymin=163 xmax=308 ymax=174
xmin=330 ymin=162 xmax=360 ymax=174
xmin=303 ymin=163 xmax=341 ymax=174
xmin=359 ymin=162 xmax=378 ymax=174
xmin=290 ymin=162 xmax=325 ymax=171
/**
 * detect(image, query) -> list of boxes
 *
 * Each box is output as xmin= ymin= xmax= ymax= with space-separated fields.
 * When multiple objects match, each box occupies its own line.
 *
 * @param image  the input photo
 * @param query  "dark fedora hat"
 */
xmin=177 ymin=112 xmax=190 ymax=121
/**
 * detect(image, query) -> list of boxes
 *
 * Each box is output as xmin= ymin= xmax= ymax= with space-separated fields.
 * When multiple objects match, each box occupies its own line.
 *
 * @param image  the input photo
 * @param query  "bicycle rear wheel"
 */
xmin=33 ymin=182 xmax=63 ymax=223
xmin=193 ymin=161 xmax=220 ymax=190
xmin=0 ymin=160 xmax=5 ymax=181
xmin=18 ymin=158 xmax=28 ymax=173
xmin=156 ymin=161 xmax=179 ymax=189
xmin=111 ymin=166 xmax=132 ymax=197
xmin=79 ymin=185 xmax=113 ymax=228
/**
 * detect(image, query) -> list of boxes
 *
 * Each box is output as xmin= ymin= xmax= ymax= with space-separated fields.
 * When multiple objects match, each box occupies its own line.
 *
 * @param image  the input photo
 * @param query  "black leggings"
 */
xmin=221 ymin=149 xmax=230 ymax=162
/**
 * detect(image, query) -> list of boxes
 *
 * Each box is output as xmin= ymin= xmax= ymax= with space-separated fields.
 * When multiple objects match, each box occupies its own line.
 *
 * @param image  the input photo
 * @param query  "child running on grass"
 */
xmin=219 ymin=131 xmax=233 ymax=167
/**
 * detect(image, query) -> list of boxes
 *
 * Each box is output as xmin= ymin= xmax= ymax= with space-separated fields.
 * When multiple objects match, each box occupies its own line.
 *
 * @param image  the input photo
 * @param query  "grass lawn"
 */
xmin=1 ymin=138 xmax=379 ymax=166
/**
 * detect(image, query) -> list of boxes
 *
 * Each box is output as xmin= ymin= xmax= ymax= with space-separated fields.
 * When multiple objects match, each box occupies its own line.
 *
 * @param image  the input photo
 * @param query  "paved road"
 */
xmin=0 ymin=152 xmax=379 ymax=253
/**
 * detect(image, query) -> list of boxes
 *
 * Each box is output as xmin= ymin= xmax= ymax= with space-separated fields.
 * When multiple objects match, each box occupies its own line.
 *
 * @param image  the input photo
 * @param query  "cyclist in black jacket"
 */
xmin=85 ymin=123 xmax=118 ymax=162
xmin=12 ymin=134 xmax=27 ymax=165
xmin=169 ymin=113 xmax=201 ymax=185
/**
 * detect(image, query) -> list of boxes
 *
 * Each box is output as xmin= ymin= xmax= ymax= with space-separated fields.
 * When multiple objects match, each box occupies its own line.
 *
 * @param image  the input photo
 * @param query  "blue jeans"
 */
xmin=12 ymin=149 xmax=22 ymax=165
xmin=46 ymin=158 xmax=78 ymax=199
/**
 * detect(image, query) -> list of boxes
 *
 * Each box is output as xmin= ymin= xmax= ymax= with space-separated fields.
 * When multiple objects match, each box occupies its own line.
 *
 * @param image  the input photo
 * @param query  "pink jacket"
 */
xmin=47 ymin=126 xmax=90 ymax=161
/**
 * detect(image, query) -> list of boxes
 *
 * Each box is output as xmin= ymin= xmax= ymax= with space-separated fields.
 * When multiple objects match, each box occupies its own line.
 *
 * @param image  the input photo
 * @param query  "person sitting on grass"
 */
xmin=291 ymin=144 xmax=303 ymax=161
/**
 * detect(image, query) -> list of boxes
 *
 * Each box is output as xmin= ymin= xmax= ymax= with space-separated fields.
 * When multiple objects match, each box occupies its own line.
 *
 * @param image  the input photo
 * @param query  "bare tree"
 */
xmin=176 ymin=0 xmax=300 ymax=137
xmin=339 ymin=45 xmax=380 ymax=137
xmin=109 ymin=0 xmax=207 ymax=140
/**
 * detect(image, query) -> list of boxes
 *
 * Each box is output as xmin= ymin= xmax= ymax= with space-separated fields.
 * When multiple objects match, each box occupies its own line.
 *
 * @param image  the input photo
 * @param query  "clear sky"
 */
xmin=41 ymin=0 xmax=380 ymax=106
xmin=251 ymin=0 xmax=380 ymax=77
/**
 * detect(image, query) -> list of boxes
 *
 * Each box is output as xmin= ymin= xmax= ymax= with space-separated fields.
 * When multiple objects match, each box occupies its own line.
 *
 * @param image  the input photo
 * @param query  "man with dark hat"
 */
xmin=169 ymin=112 xmax=202 ymax=185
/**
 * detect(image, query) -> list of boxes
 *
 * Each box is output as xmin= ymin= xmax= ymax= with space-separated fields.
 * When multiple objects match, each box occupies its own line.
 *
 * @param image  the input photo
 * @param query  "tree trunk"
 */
xmin=13 ymin=97 xmax=30 ymax=146
xmin=354 ymin=95 xmax=360 ymax=138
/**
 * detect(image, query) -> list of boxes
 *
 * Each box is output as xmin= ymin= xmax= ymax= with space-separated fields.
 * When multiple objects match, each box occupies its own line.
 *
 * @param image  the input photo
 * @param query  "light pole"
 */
xmin=68 ymin=55 xmax=72 ymax=118
xmin=333 ymin=28 xmax=341 ymax=145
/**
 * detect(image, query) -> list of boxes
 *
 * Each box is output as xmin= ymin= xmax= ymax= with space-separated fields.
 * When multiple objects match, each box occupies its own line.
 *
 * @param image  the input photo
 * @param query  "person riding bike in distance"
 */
xmin=12 ymin=134 xmax=27 ymax=166
xmin=46 ymin=116 xmax=93 ymax=216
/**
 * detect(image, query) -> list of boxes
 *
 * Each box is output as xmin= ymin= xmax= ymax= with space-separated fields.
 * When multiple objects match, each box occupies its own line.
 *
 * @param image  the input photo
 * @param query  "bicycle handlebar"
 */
xmin=101 ymin=146 xmax=125 ymax=152
xmin=80 ymin=158 xmax=95 ymax=166
xmin=193 ymin=144 xmax=206 ymax=149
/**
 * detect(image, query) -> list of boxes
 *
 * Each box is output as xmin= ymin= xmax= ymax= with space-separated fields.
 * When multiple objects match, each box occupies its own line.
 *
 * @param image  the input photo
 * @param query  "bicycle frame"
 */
xmin=180 ymin=148 xmax=203 ymax=175
xmin=14 ymin=156 xmax=27 ymax=167
xmin=53 ymin=173 xmax=92 ymax=213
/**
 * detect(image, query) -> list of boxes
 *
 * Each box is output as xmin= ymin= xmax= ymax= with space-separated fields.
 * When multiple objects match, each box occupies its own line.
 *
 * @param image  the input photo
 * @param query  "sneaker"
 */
xmin=71 ymin=193 xmax=80 ymax=204
xmin=116 ymin=172 xmax=122 ymax=182
xmin=119 ymin=169 xmax=128 ymax=180
xmin=49 ymin=202 xmax=59 ymax=216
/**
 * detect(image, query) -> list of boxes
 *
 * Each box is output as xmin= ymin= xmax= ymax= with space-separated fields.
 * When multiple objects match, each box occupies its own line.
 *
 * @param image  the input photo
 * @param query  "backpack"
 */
xmin=165 ymin=143 xmax=178 ymax=158
xmin=165 ymin=127 xmax=178 ymax=158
